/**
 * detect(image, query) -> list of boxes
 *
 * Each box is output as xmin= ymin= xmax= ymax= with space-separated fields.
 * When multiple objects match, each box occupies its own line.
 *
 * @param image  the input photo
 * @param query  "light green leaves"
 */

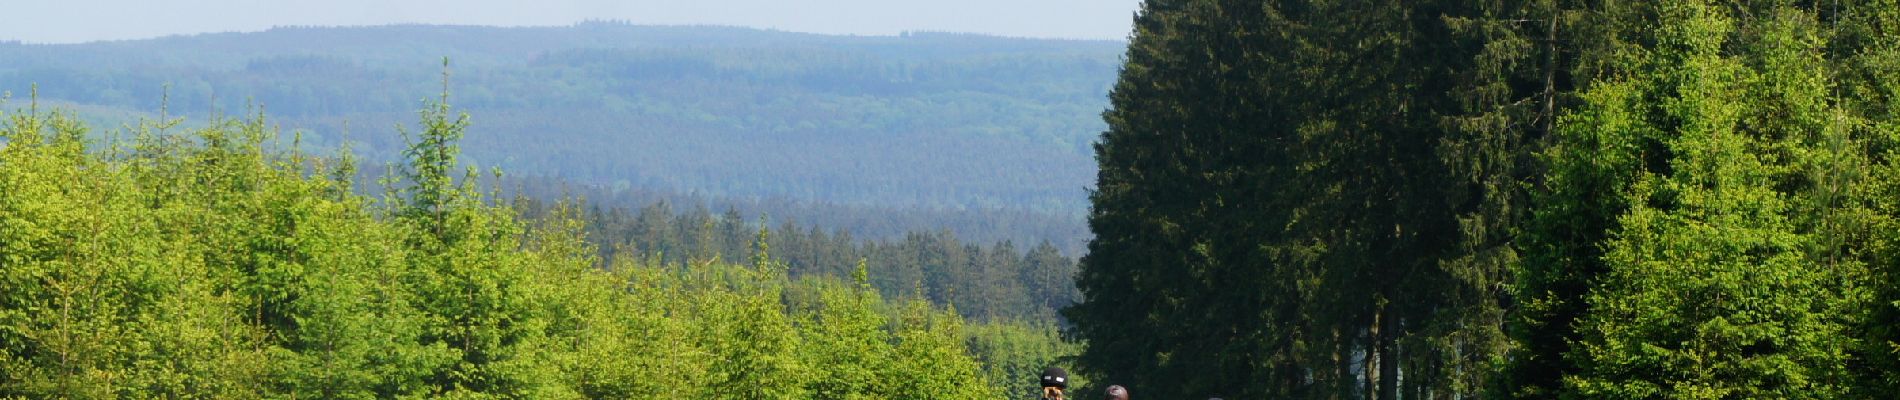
xmin=0 ymin=97 xmax=1017 ymax=398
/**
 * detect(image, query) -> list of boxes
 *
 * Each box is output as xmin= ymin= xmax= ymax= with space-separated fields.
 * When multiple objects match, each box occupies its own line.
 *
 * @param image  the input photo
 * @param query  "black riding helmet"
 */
xmin=1040 ymin=366 xmax=1069 ymax=389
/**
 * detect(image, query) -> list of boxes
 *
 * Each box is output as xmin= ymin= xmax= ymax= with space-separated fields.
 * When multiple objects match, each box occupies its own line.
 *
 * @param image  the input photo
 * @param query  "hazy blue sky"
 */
xmin=3 ymin=0 xmax=1145 ymax=44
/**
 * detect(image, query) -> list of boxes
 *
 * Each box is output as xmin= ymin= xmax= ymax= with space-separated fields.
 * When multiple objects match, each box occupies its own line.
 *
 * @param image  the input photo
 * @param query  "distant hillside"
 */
xmin=0 ymin=23 xmax=1119 ymax=220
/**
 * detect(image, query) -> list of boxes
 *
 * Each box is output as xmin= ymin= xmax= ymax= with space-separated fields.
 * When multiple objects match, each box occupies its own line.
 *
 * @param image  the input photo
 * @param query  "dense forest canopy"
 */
xmin=523 ymin=196 xmax=1082 ymax=323
xmin=0 ymin=23 xmax=1120 ymax=222
xmin=0 ymin=22 xmax=1108 ymax=398
xmin=22 ymin=0 xmax=1900 ymax=398
xmin=0 ymin=96 xmax=1077 ymax=398
xmin=1073 ymin=0 xmax=1900 ymax=399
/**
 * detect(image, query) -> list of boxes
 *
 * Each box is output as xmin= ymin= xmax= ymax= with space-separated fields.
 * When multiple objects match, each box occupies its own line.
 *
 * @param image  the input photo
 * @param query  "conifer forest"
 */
xmin=7 ymin=1 xmax=1900 ymax=399
xmin=1071 ymin=1 xmax=1900 ymax=399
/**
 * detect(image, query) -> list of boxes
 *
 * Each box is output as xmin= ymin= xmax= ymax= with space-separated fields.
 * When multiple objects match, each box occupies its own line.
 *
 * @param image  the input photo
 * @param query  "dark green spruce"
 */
xmin=1072 ymin=1 xmax=1900 ymax=399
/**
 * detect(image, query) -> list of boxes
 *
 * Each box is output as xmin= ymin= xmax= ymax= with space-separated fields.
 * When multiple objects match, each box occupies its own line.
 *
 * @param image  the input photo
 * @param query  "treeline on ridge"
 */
xmin=0 ymin=23 xmax=1119 ymax=214
xmin=503 ymin=196 xmax=1081 ymax=323
xmin=498 ymin=175 xmax=1090 ymax=256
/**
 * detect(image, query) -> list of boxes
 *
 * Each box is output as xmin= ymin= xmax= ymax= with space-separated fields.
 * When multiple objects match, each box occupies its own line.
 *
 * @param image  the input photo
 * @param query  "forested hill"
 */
xmin=0 ymin=22 xmax=1121 ymax=248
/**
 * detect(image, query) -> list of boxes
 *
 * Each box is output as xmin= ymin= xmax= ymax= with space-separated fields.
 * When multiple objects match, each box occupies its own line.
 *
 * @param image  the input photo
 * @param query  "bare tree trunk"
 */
xmin=1377 ymin=307 xmax=1399 ymax=400
xmin=1366 ymin=309 xmax=1381 ymax=400
xmin=1403 ymin=345 xmax=1421 ymax=400
xmin=1542 ymin=2 xmax=1560 ymax=138
xmin=1336 ymin=329 xmax=1353 ymax=400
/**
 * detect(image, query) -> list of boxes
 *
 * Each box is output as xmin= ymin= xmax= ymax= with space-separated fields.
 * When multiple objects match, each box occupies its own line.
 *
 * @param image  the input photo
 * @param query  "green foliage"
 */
xmin=1832 ymin=0 xmax=1900 ymax=393
xmin=1072 ymin=0 xmax=1533 ymax=398
xmin=1076 ymin=0 xmax=1900 ymax=399
xmin=1525 ymin=2 xmax=1893 ymax=398
xmin=0 ymin=108 xmax=271 ymax=398
xmin=889 ymin=300 xmax=997 ymax=399
xmin=799 ymin=269 xmax=895 ymax=400
xmin=966 ymin=320 xmax=1083 ymax=399
xmin=0 ymin=96 xmax=1032 ymax=397
xmin=545 ymin=197 xmax=1083 ymax=323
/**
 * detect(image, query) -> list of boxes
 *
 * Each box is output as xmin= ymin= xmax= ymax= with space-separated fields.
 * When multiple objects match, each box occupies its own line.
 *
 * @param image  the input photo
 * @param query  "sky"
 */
xmin=2 ymin=0 xmax=1145 ymax=44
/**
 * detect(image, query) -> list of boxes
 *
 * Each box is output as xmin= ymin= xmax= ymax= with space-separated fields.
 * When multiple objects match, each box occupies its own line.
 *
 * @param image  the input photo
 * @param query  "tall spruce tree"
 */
xmin=1521 ymin=1 xmax=1894 ymax=398
xmin=1072 ymin=0 xmax=1538 ymax=398
xmin=1832 ymin=0 xmax=1900 ymax=392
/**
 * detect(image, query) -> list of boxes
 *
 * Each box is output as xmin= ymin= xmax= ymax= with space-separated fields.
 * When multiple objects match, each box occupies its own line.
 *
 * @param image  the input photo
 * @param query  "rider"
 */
xmin=1040 ymin=367 xmax=1069 ymax=399
xmin=1105 ymin=385 xmax=1129 ymax=400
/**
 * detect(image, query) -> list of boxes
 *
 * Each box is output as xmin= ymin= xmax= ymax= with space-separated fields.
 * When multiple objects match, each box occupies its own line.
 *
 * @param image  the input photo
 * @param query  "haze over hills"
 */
xmin=0 ymin=22 xmax=1122 ymax=252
